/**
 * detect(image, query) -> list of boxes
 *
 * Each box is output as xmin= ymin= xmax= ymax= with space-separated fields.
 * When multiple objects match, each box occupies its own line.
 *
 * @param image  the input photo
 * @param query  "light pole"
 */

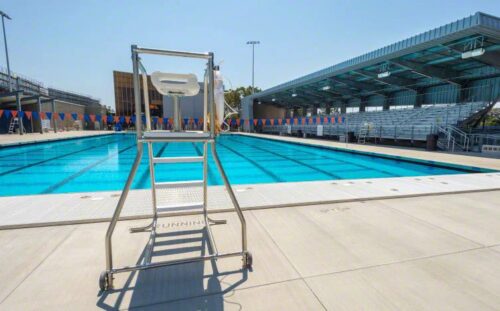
xmin=246 ymin=41 xmax=260 ymax=94
xmin=0 ymin=10 xmax=12 ymax=92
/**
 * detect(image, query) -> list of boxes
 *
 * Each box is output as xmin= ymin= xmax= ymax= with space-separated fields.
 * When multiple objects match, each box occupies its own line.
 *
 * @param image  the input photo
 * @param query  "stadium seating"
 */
xmin=262 ymin=101 xmax=491 ymax=141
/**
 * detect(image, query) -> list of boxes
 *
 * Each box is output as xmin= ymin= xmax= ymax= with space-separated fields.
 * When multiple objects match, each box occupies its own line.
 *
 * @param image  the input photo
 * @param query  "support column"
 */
xmin=340 ymin=102 xmax=347 ymax=114
xmin=314 ymin=104 xmax=320 ymax=116
xmin=414 ymin=88 xmax=425 ymax=108
xmin=293 ymin=107 xmax=299 ymax=118
xmin=16 ymin=92 xmax=23 ymax=135
xmin=325 ymin=104 xmax=331 ymax=115
xmin=51 ymin=99 xmax=57 ymax=133
xmin=459 ymin=82 xmax=471 ymax=103
xmin=359 ymin=98 xmax=366 ymax=112
xmin=38 ymin=97 xmax=43 ymax=134
xmin=383 ymin=93 xmax=392 ymax=111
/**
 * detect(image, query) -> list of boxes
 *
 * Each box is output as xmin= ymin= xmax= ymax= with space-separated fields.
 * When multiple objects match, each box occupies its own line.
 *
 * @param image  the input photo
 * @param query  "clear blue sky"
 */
xmin=1 ymin=0 xmax=499 ymax=108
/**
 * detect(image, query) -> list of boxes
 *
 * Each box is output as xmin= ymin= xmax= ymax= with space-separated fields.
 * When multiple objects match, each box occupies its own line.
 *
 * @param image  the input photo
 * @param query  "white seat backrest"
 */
xmin=151 ymin=72 xmax=200 ymax=97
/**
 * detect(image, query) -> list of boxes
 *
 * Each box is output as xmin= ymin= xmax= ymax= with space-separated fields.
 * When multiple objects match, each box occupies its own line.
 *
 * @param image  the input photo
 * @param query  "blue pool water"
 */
xmin=0 ymin=133 xmax=488 ymax=196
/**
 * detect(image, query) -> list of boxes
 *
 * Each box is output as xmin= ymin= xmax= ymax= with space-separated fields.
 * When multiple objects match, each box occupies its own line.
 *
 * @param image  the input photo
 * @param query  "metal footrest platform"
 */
xmin=142 ymin=130 xmax=212 ymax=142
xmin=156 ymin=202 xmax=204 ymax=213
xmin=153 ymin=156 xmax=204 ymax=164
xmin=155 ymin=180 xmax=204 ymax=189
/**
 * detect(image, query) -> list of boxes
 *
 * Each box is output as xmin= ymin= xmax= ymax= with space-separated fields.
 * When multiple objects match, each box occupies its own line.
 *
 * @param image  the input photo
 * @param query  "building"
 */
xmin=242 ymin=12 xmax=500 ymax=122
xmin=113 ymin=71 xmax=163 ymax=117
xmin=0 ymin=67 xmax=104 ymax=133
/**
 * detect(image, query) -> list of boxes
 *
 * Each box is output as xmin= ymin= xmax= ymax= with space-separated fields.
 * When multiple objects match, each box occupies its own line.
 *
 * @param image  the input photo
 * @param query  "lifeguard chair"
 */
xmin=99 ymin=46 xmax=251 ymax=291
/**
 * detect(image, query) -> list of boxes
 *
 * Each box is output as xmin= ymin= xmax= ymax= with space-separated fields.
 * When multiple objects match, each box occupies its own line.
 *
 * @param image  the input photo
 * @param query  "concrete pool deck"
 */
xmin=0 ymin=172 xmax=499 ymax=229
xmin=0 ymin=191 xmax=499 ymax=310
xmin=1 ymin=132 xmax=500 ymax=309
xmin=240 ymin=132 xmax=500 ymax=170
xmin=0 ymin=131 xmax=499 ymax=229
xmin=0 ymin=130 xmax=112 ymax=147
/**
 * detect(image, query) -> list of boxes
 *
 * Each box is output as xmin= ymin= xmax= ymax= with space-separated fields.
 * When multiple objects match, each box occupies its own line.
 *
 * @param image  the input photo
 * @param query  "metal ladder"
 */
xmin=8 ymin=117 xmax=18 ymax=134
xmin=358 ymin=124 xmax=368 ymax=144
xmin=100 ymin=46 xmax=251 ymax=291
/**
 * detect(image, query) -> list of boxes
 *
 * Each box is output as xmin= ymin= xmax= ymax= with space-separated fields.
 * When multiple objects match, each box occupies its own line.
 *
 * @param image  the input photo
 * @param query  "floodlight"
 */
xmin=461 ymin=48 xmax=485 ymax=59
xmin=377 ymin=71 xmax=391 ymax=79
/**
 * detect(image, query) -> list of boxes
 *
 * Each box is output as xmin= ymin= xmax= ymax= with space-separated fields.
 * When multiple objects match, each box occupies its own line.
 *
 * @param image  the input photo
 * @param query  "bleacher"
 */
xmin=262 ymin=101 xmax=491 ymax=142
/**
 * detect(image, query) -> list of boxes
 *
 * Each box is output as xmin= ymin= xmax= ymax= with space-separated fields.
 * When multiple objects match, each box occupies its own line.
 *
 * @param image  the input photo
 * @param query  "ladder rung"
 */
xmin=153 ymin=156 xmax=204 ymax=164
xmin=155 ymin=180 xmax=204 ymax=189
xmin=157 ymin=202 xmax=204 ymax=213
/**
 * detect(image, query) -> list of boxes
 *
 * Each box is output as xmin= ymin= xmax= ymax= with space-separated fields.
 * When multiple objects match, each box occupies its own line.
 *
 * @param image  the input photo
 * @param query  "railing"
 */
xmin=437 ymin=125 xmax=472 ymax=152
xmin=0 ymin=70 xmax=49 ymax=95
xmin=222 ymin=100 xmax=238 ymax=132
xmin=469 ymin=133 xmax=500 ymax=149
xmin=262 ymin=124 xmax=436 ymax=141
xmin=447 ymin=125 xmax=470 ymax=151
xmin=437 ymin=126 xmax=456 ymax=152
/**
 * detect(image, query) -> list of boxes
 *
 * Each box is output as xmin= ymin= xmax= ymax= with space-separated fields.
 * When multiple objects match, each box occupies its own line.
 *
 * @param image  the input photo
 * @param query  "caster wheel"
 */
xmin=99 ymin=271 xmax=109 ymax=291
xmin=244 ymin=252 xmax=253 ymax=269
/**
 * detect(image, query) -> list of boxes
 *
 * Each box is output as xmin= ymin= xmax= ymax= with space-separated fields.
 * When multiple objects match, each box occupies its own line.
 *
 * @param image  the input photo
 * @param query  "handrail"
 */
xmin=447 ymin=125 xmax=470 ymax=151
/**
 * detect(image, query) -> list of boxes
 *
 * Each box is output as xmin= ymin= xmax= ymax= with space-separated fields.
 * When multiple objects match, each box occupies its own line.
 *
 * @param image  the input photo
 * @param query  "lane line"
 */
xmin=41 ymin=144 xmax=136 ymax=194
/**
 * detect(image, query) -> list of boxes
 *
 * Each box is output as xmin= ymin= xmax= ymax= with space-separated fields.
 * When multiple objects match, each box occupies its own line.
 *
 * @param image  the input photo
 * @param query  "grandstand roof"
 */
xmin=244 ymin=12 xmax=500 ymax=109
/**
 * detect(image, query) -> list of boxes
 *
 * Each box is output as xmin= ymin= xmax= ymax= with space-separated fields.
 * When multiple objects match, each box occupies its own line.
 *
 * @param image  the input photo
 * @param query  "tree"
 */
xmin=224 ymin=86 xmax=261 ymax=109
xmin=484 ymin=108 xmax=500 ymax=126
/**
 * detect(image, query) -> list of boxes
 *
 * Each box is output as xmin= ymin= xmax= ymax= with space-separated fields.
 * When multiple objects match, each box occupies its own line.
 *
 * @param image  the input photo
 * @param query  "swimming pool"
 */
xmin=0 ymin=133 xmax=490 ymax=196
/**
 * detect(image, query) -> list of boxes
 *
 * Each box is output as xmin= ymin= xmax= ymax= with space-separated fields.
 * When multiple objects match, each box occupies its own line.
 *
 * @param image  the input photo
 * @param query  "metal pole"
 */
xmin=38 ymin=97 xmax=43 ymax=134
xmin=251 ymin=44 xmax=255 ymax=94
xmin=209 ymin=53 xmax=215 ymax=137
xmin=132 ymin=45 xmax=143 ymax=139
xmin=173 ymin=96 xmax=181 ymax=131
xmin=247 ymin=41 xmax=259 ymax=94
xmin=0 ymin=12 xmax=12 ymax=92
xmin=141 ymin=70 xmax=151 ymax=131
xmin=103 ymin=45 xmax=144 ymax=287
xmin=16 ymin=92 xmax=22 ymax=135
xmin=51 ymin=99 xmax=57 ymax=133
